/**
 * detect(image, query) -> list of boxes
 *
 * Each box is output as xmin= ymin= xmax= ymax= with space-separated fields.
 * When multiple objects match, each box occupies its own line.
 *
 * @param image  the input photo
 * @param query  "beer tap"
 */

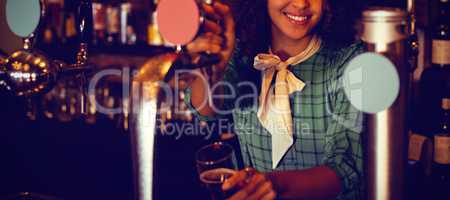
xmin=407 ymin=0 xmax=419 ymax=72
xmin=130 ymin=1 xmax=224 ymax=200
xmin=0 ymin=0 xmax=93 ymax=99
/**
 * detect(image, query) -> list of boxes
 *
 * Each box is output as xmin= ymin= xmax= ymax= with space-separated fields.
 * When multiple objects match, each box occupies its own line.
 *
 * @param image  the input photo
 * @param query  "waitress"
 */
xmin=184 ymin=0 xmax=365 ymax=199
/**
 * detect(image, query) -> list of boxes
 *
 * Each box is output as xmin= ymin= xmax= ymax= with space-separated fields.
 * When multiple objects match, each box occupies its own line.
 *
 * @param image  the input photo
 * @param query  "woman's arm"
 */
xmin=189 ymin=74 xmax=217 ymax=117
xmin=185 ymin=2 xmax=235 ymax=118
xmin=222 ymin=166 xmax=341 ymax=200
xmin=266 ymin=166 xmax=341 ymax=200
xmin=224 ymin=101 xmax=362 ymax=200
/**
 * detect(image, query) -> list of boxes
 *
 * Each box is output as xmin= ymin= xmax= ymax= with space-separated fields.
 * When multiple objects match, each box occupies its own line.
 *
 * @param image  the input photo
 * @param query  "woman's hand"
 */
xmin=171 ymin=1 xmax=235 ymax=116
xmin=222 ymin=168 xmax=277 ymax=200
xmin=185 ymin=1 xmax=235 ymax=74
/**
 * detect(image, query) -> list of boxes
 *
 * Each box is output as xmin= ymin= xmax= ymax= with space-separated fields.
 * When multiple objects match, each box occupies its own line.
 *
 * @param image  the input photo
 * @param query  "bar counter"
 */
xmin=0 ymin=94 xmax=213 ymax=199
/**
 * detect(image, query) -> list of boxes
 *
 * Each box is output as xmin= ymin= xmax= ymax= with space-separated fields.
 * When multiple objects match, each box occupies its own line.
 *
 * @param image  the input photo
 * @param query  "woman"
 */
xmin=184 ymin=0 xmax=365 ymax=199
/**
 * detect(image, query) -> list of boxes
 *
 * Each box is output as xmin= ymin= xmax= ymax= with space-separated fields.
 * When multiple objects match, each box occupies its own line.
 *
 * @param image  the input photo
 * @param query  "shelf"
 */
xmin=90 ymin=43 xmax=175 ymax=57
xmin=38 ymin=42 xmax=174 ymax=57
xmin=36 ymin=42 xmax=178 ymax=69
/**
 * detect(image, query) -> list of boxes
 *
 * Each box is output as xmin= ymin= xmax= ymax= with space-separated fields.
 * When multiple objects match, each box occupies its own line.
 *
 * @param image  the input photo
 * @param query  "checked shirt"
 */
xmin=185 ymin=41 xmax=365 ymax=200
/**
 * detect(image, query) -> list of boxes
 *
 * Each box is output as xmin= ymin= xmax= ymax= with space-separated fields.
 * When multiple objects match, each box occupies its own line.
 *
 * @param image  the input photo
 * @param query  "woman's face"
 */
xmin=268 ymin=0 xmax=324 ymax=41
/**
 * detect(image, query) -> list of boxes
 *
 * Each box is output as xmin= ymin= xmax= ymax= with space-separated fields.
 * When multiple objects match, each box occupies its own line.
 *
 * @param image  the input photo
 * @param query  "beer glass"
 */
xmin=196 ymin=142 xmax=237 ymax=200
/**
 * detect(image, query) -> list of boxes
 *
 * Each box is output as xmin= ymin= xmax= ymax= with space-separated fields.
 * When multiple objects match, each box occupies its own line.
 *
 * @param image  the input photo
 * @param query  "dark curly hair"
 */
xmin=228 ymin=0 xmax=365 ymax=58
xmin=225 ymin=0 xmax=366 ymax=108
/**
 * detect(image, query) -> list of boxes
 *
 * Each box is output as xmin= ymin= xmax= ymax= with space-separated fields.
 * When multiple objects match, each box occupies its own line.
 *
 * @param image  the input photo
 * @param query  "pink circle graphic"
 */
xmin=157 ymin=0 xmax=200 ymax=45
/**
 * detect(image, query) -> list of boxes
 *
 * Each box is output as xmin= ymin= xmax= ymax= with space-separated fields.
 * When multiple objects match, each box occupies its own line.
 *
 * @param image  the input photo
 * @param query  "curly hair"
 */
xmin=225 ymin=0 xmax=365 ymax=108
xmin=227 ymin=0 xmax=365 ymax=58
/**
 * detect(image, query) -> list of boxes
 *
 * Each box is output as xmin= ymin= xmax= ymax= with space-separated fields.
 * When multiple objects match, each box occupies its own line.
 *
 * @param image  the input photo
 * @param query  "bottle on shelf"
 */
xmin=120 ymin=2 xmax=137 ymax=45
xmin=418 ymin=0 xmax=450 ymax=135
xmin=62 ymin=0 xmax=78 ymax=45
xmin=92 ymin=0 xmax=107 ymax=46
xmin=431 ymin=98 xmax=450 ymax=199
xmin=147 ymin=0 xmax=164 ymax=46
xmin=39 ymin=0 xmax=63 ymax=45
xmin=40 ymin=12 xmax=58 ymax=45
xmin=406 ymin=130 xmax=434 ymax=200
xmin=432 ymin=0 xmax=450 ymax=69
xmin=105 ymin=0 xmax=121 ymax=45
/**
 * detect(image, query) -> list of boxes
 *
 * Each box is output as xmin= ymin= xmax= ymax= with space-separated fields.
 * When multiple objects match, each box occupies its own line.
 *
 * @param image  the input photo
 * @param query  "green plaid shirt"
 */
xmin=185 ymin=41 xmax=365 ymax=200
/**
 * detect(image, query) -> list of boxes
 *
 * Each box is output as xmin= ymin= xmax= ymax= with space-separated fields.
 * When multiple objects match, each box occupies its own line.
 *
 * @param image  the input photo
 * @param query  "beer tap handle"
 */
xmin=77 ymin=0 xmax=93 ymax=48
xmin=0 ymin=0 xmax=92 ymax=97
xmin=407 ymin=0 xmax=419 ymax=72
xmin=23 ymin=34 xmax=35 ymax=50
xmin=407 ymin=35 xmax=419 ymax=73
xmin=75 ymin=0 xmax=93 ymax=66
xmin=57 ymin=0 xmax=93 ymax=70
xmin=75 ymin=0 xmax=93 ymax=114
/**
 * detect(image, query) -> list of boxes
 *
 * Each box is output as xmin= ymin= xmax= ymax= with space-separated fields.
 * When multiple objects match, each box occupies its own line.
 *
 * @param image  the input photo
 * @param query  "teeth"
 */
xmin=285 ymin=14 xmax=307 ymax=22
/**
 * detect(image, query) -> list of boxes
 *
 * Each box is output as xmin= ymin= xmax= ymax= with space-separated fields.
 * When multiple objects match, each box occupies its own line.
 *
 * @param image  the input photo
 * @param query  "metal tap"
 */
xmin=130 ymin=53 xmax=178 ymax=200
xmin=0 ymin=0 xmax=93 ymax=98
xmin=129 ymin=0 xmax=229 ymax=199
xmin=407 ymin=0 xmax=419 ymax=72
xmin=130 ymin=47 xmax=220 ymax=200
xmin=360 ymin=7 xmax=411 ymax=200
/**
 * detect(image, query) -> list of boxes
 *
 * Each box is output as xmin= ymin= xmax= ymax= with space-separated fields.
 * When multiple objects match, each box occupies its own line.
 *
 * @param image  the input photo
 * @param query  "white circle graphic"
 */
xmin=6 ymin=0 xmax=41 ymax=38
xmin=343 ymin=52 xmax=400 ymax=114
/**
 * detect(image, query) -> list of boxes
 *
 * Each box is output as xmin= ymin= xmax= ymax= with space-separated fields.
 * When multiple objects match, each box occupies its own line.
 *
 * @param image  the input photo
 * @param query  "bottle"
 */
xmin=105 ymin=0 xmax=121 ymax=45
xmin=92 ymin=0 xmax=107 ymax=46
xmin=40 ymin=0 xmax=63 ymax=45
xmin=431 ymin=98 xmax=450 ymax=199
xmin=418 ymin=0 xmax=450 ymax=135
xmin=147 ymin=0 xmax=164 ymax=46
xmin=432 ymin=0 xmax=450 ymax=69
xmin=406 ymin=132 xmax=433 ymax=200
xmin=120 ymin=2 xmax=136 ymax=45
xmin=431 ymin=0 xmax=450 ymax=94
xmin=40 ymin=13 xmax=58 ymax=45
xmin=62 ymin=0 xmax=78 ymax=45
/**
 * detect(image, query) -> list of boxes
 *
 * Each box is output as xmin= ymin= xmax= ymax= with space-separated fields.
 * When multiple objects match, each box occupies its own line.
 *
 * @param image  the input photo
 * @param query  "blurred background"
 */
xmin=0 ymin=0 xmax=448 ymax=199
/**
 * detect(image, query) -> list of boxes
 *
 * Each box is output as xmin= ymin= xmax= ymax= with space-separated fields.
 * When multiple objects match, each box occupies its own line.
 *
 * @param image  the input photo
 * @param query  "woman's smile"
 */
xmin=283 ymin=11 xmax=311 ymax=26
xmin=268 ymin=0 xmax=323 ymax=42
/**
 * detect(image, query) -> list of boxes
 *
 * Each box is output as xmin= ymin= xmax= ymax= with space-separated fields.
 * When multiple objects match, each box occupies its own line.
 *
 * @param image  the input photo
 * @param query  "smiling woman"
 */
xmin=225 ymin=0 xmax=366 ymax=108
xmin=229 ymin=0 xmax=364 ymax=55
xmin=184 ymin=0 xmax=370 ymax=199
xmin=268 ymin=0 xmax=324 ymax=54
xmin=182 ymin=0 xmax=372 ymax=200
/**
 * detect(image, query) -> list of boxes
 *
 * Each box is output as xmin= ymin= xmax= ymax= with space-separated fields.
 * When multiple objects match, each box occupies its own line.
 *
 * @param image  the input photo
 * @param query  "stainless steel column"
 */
xmin=360 ymin=8 xmax=410 ymax=200
xmin=130 ymin=53 xmax=178 ymax=200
